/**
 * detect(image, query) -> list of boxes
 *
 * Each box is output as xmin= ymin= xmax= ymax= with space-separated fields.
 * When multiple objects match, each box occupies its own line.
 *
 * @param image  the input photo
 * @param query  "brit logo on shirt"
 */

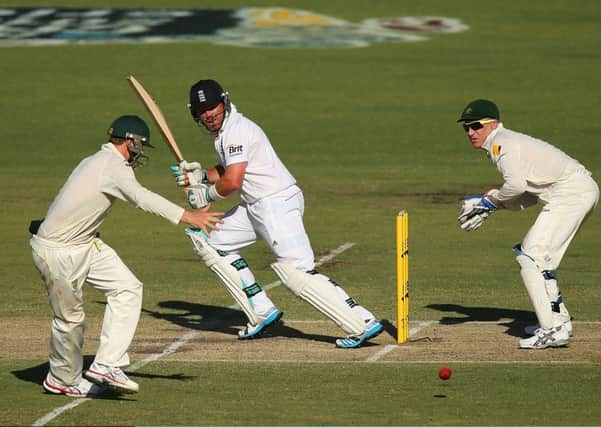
xmin=228 ymin=145 xmax=244 ymax=156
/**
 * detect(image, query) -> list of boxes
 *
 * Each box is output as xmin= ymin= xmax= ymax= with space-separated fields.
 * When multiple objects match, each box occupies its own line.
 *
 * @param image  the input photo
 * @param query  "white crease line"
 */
xmin=32 ymin=400 xmax=89 ymax=427
xmin=366 ymin=320 xmax=435 ymax=362
xmin=148 ymin=358 xmax=601 ymax=366
xmin=366 ymin=344 xmax=397 ymax=362
xmin=32 ymin=242 xmax=356 ymax=427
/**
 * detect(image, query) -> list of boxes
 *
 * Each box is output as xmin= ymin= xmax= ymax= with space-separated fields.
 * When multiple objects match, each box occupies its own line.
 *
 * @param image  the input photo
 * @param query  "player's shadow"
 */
xmin=128 ymin=371 xmax=195 ymax=381
xmin=12 ymin=357 xmax=133 ymax=400
xmin=426 ymin=303 xmax=537 ymax=337
xmin=380 ymin=319 xmax=398 ymax=340
xmin=144 ymin=300 xmax=340 ymax=344
xmin=266 ymin=319 xmax=380 ymax=346
xmin=141 ymin=301 xmax=244 ymax=335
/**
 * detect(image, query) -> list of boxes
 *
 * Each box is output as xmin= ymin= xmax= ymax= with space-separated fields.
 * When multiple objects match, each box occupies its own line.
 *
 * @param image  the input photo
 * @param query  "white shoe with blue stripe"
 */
xmin=238 ymin=308 xmax=283 ymax=339
xmin=525 ymin=320 xmax=573 ymax=337
xmin=335 ymin=318 xmax=383 ymax=349
xmin=519 ymin=324 xmax=569 ymax=349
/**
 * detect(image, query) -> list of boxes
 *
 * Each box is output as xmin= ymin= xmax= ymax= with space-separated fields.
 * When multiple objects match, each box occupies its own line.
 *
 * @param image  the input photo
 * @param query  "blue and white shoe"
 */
xmin=519 ymin=324 xmax=569 ymax=349
xmin=525 ymin=320 xmax=573 ymax=337
xmin=335 ymin=319 xmax=384 ymax=349
xmin=238 ymin=308 xmax=283 ymax=340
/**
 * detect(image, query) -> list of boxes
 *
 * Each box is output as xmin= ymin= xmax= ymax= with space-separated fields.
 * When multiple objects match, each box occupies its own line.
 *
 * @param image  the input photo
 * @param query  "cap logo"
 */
xmin=465 ymin=107 xmax=472 ymax=114
xmin=197 ymin=90 xmax=207 ymax=102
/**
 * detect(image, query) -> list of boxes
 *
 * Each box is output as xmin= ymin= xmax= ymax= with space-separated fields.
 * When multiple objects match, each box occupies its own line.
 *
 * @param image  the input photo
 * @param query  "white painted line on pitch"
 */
xmin=366 ymin=320 xmax=435 ymax=362
xmin=366 ymin=344 xmax=397 ymax=362
xmin=258 ymin=319 xmax=601 ymax=326
xmin=32 ymin=399 xmax=90 ymax=427
xmin=156 ymin=358 xmax=601 ymax=366
xmin=32 ymin=242 xmax=356 ymax=427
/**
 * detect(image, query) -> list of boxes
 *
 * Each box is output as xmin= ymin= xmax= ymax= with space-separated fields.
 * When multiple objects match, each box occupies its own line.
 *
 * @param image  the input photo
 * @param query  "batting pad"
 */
xmin=186 ymin=228 xmax=260 ymax=325
xmin=271 ymin=262 xmax=364 ymax=335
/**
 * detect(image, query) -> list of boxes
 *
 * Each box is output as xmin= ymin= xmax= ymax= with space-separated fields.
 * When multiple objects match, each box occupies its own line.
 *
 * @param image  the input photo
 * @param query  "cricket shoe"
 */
xmin=43 ymin=374 xmax=104 ymax=398
xmin=238 ymin=308 xmax=283 ymax=339
xmin=524 ymin=319 xmax=573 ymax=337
xmin=519 ymin=325 xmax=569 ymax=349
xmin=84 ymin=363 xmax=139 ymax=394
xmin=335 ymin=318 xmax=384 ymax=349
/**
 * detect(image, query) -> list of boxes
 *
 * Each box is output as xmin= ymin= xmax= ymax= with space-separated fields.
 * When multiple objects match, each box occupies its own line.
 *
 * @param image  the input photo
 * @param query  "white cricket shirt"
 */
xmin=38 ymin=143 xmax=184 ymax=245
xmin=212 ymin=104 xmax=296 ymax=204
xmin=481 ymin=123 xmax=586 ymax=203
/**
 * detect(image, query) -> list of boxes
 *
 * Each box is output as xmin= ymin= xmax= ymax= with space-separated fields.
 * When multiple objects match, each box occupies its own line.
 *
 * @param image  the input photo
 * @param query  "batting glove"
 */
xmin=185 ymin=184 xmax=225 ymax=209
xmin=179 ymin=160 xmax=202 ymax=171
xmin=170 ymin=160 xmax=208 ymax=187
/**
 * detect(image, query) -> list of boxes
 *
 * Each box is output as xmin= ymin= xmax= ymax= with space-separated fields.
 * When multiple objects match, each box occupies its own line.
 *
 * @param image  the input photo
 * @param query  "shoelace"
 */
xmin=106 ymin=367 xmax=128 ymax=382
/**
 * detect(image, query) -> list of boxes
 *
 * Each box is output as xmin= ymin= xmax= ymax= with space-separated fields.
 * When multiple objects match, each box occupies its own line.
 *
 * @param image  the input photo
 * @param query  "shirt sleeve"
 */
xmin=100 ymin=161 xmax=185 ymax=224
xmin=495 ymin=143 xmax=528 ymax=201
xmin=223 ymin=124 xmax=250 ymax=166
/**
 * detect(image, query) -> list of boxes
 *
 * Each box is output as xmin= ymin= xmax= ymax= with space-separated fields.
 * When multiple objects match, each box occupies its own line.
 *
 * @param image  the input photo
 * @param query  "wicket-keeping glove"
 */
xmin=458 ymin=194 xmax=497 ymax=231
xmin=459 ymin=212 xmax=488 ymax=231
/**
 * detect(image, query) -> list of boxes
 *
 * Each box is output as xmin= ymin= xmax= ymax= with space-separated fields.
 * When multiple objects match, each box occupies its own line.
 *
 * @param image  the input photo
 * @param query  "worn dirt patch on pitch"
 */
xmin=3 ymin=317 xmax=600 ymax=364
xmin=153 ymin=319 xmax=601 ymax=364
xmin=387 ymin=321 xmax=601 ymax=364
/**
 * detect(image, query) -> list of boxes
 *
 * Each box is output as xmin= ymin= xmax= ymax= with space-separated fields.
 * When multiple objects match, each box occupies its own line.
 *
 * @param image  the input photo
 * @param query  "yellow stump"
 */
xmin=396 ymin=210 xmax=409 ymax=344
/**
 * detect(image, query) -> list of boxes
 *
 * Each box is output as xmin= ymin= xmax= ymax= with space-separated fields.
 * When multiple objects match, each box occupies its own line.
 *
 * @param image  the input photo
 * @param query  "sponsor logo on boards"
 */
xmin=0 ymin=7 xmax=468 ymax=48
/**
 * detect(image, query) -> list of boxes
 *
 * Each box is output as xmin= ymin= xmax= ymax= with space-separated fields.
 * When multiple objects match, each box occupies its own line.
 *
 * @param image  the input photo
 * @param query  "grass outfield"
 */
xmin=1 ymin=0 xmax=601 ymax=426
xmin=4 ymin=360 xmax=601 ymax=426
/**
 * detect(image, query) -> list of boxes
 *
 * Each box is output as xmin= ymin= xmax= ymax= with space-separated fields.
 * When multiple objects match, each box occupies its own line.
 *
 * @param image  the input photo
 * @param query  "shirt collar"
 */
xmin=103 ymin=142 xmax=129 ymax=164
xmin=211 ymin=103 xmax=238 ymax=138
xmin=481 ymin=122 xmax=504 ymax=154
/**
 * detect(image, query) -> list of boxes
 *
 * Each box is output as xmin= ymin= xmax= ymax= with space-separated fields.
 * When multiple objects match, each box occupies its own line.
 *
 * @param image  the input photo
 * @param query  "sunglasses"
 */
xmin=462 ymin=119 xmax=496 ymax=132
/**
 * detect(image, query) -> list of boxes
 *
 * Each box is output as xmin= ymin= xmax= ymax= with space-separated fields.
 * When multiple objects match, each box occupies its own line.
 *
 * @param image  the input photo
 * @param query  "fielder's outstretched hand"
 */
xmin=181 ymin=204 xmax=223 ymax=235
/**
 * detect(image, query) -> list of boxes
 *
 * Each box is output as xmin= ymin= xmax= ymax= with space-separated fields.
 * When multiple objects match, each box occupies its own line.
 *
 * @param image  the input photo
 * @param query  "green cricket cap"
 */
xmin=457 ymin=99 xmax=500 ymax=122
xmin=108 ymin=115 xmax=153 ymax=147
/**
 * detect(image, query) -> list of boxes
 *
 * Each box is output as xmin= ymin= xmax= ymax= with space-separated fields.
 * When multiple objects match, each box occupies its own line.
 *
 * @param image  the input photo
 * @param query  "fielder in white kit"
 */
xmin=173 ymin=79 xmax=383 ymax=348
xmin=30 ymin=115 xmax=223 ymax=397
xmin=457 ymin=99 xmax=599 ymax=349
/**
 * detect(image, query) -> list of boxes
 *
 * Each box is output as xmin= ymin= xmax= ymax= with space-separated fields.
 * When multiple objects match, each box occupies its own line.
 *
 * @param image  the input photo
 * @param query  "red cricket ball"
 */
xmin=438 ymin=367 xmax=452 ymax=380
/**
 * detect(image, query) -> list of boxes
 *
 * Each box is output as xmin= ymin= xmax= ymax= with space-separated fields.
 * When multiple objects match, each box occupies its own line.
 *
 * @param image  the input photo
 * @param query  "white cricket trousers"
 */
xmin=209 ymin=185 xmax=315 ymax=269
xmin=30 ymin=235 xmax=142 ymax=386
xmin=207 ymin=185 xmax=313 ymax=316
xmin=522 ymin=170 xmax=599 ymax=269
xmin=207 ymin=185 xmax=377 ymax=323
xmin=518 ymin=170 xmax=598 ymax=329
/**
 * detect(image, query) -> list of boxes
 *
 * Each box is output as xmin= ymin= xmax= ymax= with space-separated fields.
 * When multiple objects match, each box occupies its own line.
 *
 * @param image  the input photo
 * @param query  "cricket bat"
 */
xmin=127 ymin=75 xmax=184 ymax=162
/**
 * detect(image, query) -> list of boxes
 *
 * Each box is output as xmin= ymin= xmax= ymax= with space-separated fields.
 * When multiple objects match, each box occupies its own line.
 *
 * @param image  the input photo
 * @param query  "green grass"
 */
xmin=4 ymin=361 xmax=601 ymax=426
xmin=1 ymin=0 xmax=601 ymax=425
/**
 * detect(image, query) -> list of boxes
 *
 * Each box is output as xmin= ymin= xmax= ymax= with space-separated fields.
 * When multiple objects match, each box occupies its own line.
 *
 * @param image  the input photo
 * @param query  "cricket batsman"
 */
xmin=172 ymin=79 xmax=383 ymax=348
